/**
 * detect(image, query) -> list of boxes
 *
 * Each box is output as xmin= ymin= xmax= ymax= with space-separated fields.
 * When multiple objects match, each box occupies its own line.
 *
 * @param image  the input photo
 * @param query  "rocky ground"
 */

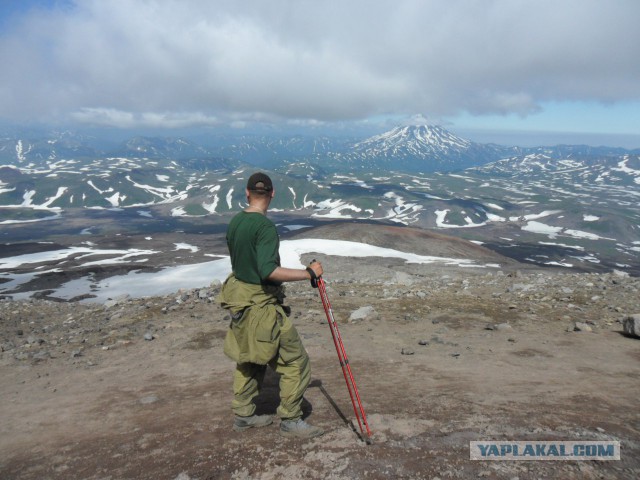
xmin=1 ymin=242 xmax=639 ymax=479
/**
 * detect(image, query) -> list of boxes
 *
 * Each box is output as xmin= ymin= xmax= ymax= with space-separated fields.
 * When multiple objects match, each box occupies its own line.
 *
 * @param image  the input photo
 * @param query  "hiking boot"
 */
xmin=279 ymin=418 xmax=324 ymax=439
xmin=232 ymin=414 xmax=273 ymax=432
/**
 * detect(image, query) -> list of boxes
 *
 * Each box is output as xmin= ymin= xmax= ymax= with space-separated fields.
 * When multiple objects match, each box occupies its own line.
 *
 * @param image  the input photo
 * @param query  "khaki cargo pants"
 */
xmin=231 ymin=312 xmax=310 ymax=420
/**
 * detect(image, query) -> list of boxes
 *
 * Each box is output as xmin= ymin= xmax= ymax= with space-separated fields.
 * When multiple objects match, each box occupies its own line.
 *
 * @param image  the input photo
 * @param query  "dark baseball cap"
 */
xmin=246 ymin=172 xmax=273 ymax=192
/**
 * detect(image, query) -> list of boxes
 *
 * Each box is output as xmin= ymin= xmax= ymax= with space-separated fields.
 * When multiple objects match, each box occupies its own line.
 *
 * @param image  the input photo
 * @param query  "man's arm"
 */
xmin=267 ymin=261 xmax=323 ymax=283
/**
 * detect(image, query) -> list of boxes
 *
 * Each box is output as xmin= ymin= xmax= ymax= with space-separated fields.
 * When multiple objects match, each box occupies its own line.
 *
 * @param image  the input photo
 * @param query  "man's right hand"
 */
xmin=306 ymin=260 xmax=323 ymax=288
xmin=308 ymin=261 xmax=323 ymax=278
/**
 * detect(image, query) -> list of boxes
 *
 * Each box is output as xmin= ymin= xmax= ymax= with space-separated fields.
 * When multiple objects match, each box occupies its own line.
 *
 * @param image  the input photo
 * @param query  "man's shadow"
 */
xmin=253 ymin=370 xmax=363 ymax=439
xmin=253 ymin=368 xmax=316 ymax=419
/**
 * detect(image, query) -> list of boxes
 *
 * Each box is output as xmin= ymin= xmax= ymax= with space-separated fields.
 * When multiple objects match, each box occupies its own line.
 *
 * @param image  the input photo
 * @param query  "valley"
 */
xmin=1 ymin=125 xmax=639 ymax=303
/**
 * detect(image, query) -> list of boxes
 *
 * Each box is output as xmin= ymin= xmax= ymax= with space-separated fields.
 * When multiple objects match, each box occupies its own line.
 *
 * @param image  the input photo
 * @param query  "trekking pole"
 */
xmin=307 ymin=263 xmax=372 ymax=442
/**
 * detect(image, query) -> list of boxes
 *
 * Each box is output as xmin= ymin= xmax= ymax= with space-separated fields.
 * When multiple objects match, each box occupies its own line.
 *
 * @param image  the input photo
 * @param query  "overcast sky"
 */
xmin=1 ymin=0 xmax=639 ymax=146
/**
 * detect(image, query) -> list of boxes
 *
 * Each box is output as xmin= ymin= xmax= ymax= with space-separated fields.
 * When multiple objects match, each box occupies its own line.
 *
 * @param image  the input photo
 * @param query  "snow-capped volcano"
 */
xmin=353 ymin=125 xmax=471 ymax=155
xmin=340 ymin=125 xmax=507 ymax=172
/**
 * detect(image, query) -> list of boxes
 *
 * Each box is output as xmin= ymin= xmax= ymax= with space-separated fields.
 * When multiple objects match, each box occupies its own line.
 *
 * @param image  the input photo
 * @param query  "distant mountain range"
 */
xmin=1 ymin=124 xmax=639 ymax=275
xmin=2 ymin=124 xmax=637 ymax=173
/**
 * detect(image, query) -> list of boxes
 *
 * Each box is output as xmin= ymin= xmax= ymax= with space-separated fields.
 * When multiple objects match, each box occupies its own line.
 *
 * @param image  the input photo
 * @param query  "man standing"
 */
xmin=219 ymin=172 xmax=324 ymax=439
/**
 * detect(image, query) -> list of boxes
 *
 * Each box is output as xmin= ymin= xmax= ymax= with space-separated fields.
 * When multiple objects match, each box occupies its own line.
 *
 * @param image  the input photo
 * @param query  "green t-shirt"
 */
xmin=226 ymin=211 xmax=281 ymax=285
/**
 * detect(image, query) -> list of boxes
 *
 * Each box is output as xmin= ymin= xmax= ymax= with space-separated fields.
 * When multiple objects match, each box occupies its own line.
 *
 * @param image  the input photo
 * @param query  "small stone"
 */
xmin=32 ymin=350 xmax=50 ymax=361
xmin=177 ymin=293 xmax=190 ymax=303
xmin=143 ymin=332 xmax=154 ymax=341
xmin=573 ymin=322 xmax=593 ymax=332
xmin=623 ymin=315 xmax=640 ymax=338
xmin=612 ymin=269 xmax=629 ymax=278
xmin=418 ymin=340 xmax=429 ymax=346
xmin=349 ymin=306 xmax=377 ymax=322
xmin=104 ymin=299 xmax=118 ymax=309
xmin=401 ymin=348 xmax=415 ymax=355
xmin=140 ymin=395 xmax=159 ymax=404
xmin=394 ymin=271 xmax=415 ymax=286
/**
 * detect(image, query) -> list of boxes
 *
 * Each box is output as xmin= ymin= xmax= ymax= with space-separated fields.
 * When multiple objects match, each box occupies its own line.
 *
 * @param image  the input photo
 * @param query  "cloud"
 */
xmin=1 ymin=0 xmax=639 ymax=128
xmin=70 ymin=108 xmax=220 ymax=128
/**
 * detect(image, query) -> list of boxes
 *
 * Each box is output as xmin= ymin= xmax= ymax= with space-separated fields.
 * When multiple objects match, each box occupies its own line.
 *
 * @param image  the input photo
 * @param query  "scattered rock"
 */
xmin=485 ymin=322 xmax=512 ymax=331
xmin=349 ymin=305 xmax=377 ymax=322
xmin=401 ymin=348 xmax=415 ymax=355
xmin=613 ymin=269 xmax=629 ymax=278
xmin=104 ymin=294 xmax=130 ymax=309
xmin=32 ymin=350 xmax=50 ymax=361
xmin=623 ymin=314 xmax=640 ymax=338
xmin=140 ymin=395 xmax=159 ymax=404
xmin=573 ymin=322 xmax=593 ymax=332
xmin=104 ymin=299 xmax=118 ymax=309
xmin=393 ymin=271 xmax=416 ymax=286
xmin=144 ymin=332 xmax=155 ymax=341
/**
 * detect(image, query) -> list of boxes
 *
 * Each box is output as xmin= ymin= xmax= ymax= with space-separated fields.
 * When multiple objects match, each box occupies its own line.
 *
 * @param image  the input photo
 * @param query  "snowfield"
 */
xmin=0 ymin=239 xmax=498 ymax=302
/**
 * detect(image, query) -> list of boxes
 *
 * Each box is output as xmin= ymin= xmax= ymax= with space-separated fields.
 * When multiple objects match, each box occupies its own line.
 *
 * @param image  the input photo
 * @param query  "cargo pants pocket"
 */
xmin=249 ymin=305 xmax=280 ymax=364
xmin=276 ymin=312 xmax=307 ymax=364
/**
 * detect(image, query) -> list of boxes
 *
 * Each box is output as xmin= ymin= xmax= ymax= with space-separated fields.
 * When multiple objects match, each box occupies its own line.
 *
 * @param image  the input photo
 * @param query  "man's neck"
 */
xmin=245 ymin=204 xmax=266 ymax=215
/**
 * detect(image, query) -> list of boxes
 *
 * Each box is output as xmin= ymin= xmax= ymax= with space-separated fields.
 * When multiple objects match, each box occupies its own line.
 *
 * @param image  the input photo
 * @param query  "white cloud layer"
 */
xmin=1 ymin=0 xmax=639 ymax=128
